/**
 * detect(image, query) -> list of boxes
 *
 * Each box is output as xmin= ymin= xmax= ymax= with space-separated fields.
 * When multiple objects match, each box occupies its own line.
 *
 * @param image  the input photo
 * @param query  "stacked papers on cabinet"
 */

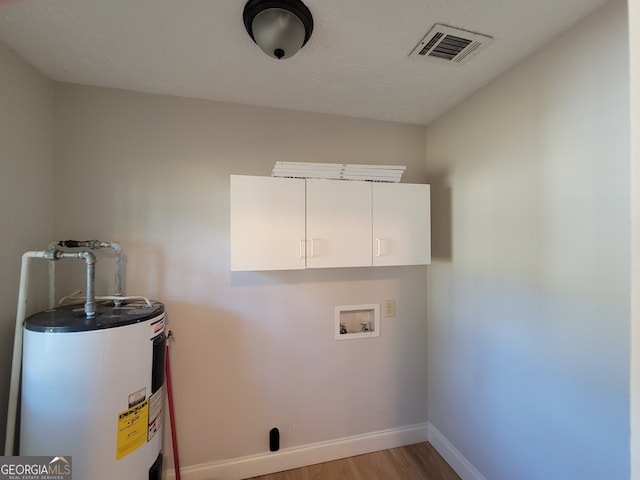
xmin=272 ymin=162 xmax=405 ymax=182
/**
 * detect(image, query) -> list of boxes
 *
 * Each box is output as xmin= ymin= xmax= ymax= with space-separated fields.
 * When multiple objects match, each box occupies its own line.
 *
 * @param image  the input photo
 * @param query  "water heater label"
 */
xmin=151 ymin=317 xmax=166 ymax=338
xmin=147 ymin=388 xmax=163 ymax=441
xmin=116 ymin=399 xmax=149 ymax=460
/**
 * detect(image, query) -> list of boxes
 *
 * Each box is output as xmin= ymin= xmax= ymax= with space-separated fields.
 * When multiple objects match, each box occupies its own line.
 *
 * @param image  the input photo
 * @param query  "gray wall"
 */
xmin=51 ymin=84 xmax=429 ymax=468
xmin=0 ymin=41 xmax=53 ymax=451
xmin=631 ymin=0 xmax=640 ymax=475
xmin=425 ymin=1 xmax=630 ymax=479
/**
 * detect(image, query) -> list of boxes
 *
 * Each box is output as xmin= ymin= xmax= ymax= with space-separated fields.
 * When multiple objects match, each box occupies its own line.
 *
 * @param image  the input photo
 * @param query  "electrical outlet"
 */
xmin=383 ymin=300 xmax=396 ymax=318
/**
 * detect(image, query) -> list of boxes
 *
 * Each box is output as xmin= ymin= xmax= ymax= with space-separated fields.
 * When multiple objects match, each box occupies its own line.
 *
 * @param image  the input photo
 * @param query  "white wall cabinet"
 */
xmin=230 ymin=175 xmax=430 ymax=271
xmin=306 ymin=178 xmax=372 ymax=268
xmin=230 ymin=175 xmax=306 ymax=271
xmin=372 ymin=182 xmax=431 ymax=266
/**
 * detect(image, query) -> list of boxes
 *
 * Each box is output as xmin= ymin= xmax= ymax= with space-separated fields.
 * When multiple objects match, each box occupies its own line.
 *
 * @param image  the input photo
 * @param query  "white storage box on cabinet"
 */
xmin=230 ymin=175 xmax=305 ymax=271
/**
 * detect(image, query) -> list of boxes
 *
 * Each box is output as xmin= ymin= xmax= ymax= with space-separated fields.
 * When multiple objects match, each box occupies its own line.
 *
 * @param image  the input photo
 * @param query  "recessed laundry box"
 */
xmin=20 ymin=301 xmax=166 ymax=480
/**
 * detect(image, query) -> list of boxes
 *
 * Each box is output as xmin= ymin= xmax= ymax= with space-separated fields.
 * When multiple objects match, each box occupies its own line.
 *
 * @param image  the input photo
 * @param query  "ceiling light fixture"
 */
xmin=243 ymin=0 xmax=313 ymax=60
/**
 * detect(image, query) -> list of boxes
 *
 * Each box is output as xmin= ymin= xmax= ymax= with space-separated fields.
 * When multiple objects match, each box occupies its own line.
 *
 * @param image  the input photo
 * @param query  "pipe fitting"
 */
xmin=58 ymin=239 xmax=122 ymax=251
xmin=42 ymin=248 xmax=63 ymax=261
xmin=57 ymin=239 xmax=99 ymax=249
xmin=54 ymin=240 xmax=124 ymax=303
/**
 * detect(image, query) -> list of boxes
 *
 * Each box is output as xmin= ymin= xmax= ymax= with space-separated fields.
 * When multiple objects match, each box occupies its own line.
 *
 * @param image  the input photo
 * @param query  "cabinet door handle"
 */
xmin=376 ymin=238 xmax=381 ymax=257
xmin=299 ymin=240 xmax=305 ymax=260
xmin=310 ymin=239 xmax=315 ymax=258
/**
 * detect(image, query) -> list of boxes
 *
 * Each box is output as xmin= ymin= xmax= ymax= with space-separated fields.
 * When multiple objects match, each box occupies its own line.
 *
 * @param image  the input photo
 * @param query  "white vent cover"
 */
xmin=409 ymin=24 xmax=492 ymax=64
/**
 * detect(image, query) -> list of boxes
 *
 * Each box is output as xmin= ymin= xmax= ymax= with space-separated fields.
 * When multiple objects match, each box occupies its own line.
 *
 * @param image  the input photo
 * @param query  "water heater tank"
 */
xmin=20 ymin=301 xmax=166 ymax=480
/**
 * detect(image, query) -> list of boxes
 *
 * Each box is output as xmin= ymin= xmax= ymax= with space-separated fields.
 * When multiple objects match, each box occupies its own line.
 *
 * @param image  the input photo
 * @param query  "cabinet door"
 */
xmin=372 ymin=183 xmax=431 ymax=266
xmin=230 ymin=175 xmax=306 ymax=271
xmin=306 ymin=179 xmax=372 ymax=268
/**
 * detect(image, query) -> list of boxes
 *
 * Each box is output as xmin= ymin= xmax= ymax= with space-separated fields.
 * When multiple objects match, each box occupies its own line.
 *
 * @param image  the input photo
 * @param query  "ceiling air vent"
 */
xmin=409 ymin=24 xmax=492 ymax=64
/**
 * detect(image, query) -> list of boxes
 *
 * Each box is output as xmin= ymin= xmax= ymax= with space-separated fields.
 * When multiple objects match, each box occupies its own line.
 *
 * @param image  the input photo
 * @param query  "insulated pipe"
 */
xmin=5 ymin=250 xmax=56 ymax=455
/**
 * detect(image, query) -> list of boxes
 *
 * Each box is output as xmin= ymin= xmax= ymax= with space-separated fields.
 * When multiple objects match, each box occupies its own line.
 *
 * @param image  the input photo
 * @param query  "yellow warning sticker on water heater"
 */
xmin=116 ymin=399 xmax=149 ymax=460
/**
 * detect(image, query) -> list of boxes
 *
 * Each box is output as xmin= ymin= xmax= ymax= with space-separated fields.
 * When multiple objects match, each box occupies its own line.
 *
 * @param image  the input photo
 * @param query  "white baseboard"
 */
xmin=164 ymin=422 xmax=429 ymax=480
xmin=427 ymin=423 xmax=486 ymax=480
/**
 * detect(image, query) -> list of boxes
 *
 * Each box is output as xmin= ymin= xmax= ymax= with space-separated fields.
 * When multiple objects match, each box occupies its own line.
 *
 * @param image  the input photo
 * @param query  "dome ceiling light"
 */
xmin=243 ymin=0 xmax=314 ymax=60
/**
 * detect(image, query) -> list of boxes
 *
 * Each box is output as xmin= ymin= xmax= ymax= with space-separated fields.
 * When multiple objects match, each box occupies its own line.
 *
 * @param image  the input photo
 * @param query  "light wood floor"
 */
xmin=245 ymin=442 xmax=461 ymax=480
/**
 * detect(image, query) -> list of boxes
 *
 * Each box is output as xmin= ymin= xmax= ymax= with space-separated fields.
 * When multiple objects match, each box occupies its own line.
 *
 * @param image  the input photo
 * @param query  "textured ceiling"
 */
xmin=0 ymin=0 xmax=611 ymax=125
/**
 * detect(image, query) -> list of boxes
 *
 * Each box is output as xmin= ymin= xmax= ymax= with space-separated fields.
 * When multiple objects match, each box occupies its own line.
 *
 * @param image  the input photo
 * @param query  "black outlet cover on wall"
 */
xmin=269 ymin=427 xmax=280 ymax=452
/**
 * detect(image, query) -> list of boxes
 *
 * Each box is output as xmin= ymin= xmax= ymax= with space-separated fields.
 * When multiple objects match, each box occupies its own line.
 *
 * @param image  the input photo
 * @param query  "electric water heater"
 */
xmin=20 ymin=301 xmax=166 ymax=480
